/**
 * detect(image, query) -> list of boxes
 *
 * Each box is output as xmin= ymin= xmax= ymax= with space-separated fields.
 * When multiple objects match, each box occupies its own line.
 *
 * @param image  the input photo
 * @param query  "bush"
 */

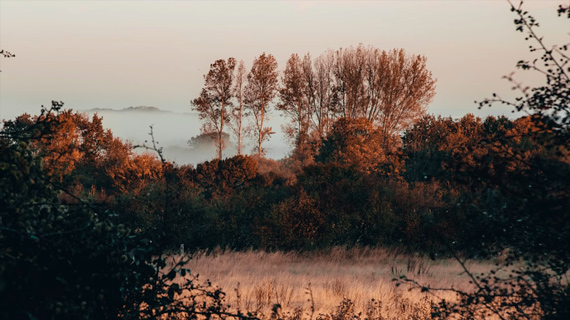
xmin=0 ymin=104 xmax=248 ymax=319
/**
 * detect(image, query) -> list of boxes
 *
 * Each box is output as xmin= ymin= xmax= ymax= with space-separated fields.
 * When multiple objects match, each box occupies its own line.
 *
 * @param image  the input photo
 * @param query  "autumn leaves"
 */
xmin=192 ymin=54 xmax=279 ymax=159
xmin=192 ymin=45 xmax=437 ymax=161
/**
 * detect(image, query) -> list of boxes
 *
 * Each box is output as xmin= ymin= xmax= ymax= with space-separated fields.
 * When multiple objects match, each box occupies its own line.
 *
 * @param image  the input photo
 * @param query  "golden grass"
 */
xmin=173 ymin=247 xmax=499 ymax=319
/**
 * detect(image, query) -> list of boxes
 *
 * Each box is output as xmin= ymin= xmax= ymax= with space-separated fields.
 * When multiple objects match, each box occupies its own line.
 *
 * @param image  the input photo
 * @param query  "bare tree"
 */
xmin=231 ymin=60 xmax=247 ymax=155
xmin=244 ymin=53 xmax=279 ymax=157
xmin=191 ymin=58 xmax=236 ymax=159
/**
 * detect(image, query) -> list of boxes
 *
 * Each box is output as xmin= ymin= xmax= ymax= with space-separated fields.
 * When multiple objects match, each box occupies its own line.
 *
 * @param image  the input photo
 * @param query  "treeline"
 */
xmin=120 ymin=113 xmax=570 ymax=254
xmin=4 ymin=106 xmax=567 ymax=254
xmin=191 ymin=44 xmax=436 ymax=161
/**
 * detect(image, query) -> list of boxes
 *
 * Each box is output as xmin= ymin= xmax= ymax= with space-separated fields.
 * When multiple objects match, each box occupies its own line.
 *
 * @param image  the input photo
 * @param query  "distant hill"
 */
xmin=84 ymin=106 xmax=169 ymax=113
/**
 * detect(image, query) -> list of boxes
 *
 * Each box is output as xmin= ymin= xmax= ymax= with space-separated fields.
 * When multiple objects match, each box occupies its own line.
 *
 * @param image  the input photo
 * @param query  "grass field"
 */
xmin=176 ymin=247 xmax=498 ymax=319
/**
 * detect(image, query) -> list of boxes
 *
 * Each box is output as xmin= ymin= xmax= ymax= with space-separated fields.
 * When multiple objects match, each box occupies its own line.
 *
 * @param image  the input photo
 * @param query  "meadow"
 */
xmin=179 ymin=247 xmax=500 ymax=320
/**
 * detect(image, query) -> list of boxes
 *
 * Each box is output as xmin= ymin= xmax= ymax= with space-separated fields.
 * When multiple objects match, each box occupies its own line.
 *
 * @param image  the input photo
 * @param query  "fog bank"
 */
xmin=81 ymin=107 xmax=291 ymax=165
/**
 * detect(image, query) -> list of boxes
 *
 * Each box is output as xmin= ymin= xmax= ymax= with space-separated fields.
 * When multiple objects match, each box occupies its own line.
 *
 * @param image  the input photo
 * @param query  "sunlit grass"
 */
xmin=174 ymin=247 xmax=499 ymax=319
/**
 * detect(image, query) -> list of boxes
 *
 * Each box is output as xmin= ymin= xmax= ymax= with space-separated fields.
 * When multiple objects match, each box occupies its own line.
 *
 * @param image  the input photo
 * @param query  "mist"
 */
xmin=80 ymin=106 xmax=291 ymax=166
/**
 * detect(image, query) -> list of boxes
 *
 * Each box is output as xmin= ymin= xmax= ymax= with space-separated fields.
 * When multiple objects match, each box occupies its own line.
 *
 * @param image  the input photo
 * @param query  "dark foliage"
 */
xmin=401 ymin=2 xmax=570 ymax=319
xmin=0 ymin=103 xmax=254 ymax=320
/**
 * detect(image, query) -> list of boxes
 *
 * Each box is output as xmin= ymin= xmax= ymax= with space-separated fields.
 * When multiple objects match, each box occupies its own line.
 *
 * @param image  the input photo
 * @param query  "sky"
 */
xmin=0 ymin=0 xmax=568 ymax=161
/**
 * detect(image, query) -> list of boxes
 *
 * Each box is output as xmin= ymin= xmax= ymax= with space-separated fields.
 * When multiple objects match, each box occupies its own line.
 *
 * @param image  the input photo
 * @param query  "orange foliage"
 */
xmin=9 ymin=109 xmax=163 ymax=197
xmin=403 ymin=114 xmax=563 ymax=186
xmin=317 ymin=117 xmax=403 ymax=175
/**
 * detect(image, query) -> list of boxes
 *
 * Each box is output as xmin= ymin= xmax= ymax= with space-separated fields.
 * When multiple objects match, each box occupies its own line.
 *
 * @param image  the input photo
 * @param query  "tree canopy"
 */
xmin=192 ymin=57 xmax=237 ymax=159
xmin=245 ymin=53 xmax=279 ymax=156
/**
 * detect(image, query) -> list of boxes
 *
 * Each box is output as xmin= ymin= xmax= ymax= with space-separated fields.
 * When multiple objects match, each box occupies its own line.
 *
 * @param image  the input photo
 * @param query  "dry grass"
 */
xmin=171 ymin=247 xmax=499 ymax=320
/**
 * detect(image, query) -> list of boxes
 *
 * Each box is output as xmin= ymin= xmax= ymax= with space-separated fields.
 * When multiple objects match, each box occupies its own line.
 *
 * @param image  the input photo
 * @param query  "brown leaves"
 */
xmin=245 ymin=53 xmax=279 ymax=156
xmin=192 ymin=57 xmax=237 ymax=159
xmin=317 ymin=117 xmax=403 ymax=175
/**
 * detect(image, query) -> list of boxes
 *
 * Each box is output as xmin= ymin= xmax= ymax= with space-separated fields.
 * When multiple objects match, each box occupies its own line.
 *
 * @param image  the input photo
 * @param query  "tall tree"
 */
xmin=192 ymin=58 xmax=236 ymax=159
xmin=244 ymin=53 xmax=279 ymax=156
xmin=374 ymin=49 xmax=436 ymax=137
xmin=278 ymin=53 xmax=311 ymax=150
xmin=312 ymin=50 xmax=337 ymax=138
xmin=362 ymin=47 xmax=385 ymax=123
xmin=231 ymin=60 xmax=247 ymax=155
xmin=333 ymin=45 xmax=367 ymax=119
xmin=292 ymin=45 xmax=436 ymax=143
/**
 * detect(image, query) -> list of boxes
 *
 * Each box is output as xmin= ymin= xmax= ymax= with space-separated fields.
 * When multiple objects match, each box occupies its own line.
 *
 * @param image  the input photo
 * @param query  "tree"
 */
xmin=231 ymin=60 xmax=248 ymax=155
xmin=447 ymin=2 xmax=570 ymax=317
xmin=192 ymin=58 xmax=237 ymax=159
xmin=402 ymin=114 xmax=485 ymax=184
xmin=312 ymin=50 xmax=337 ymax=138
xmin=333 ymin=45 xmax=367 ymax=119
xmin=194 ymin=155 xmax=258 ymax=199
xmin=265 ymin=189 xmax=325 ymax=250
xmin=278 ymin=53 xmax=312 ymax=154
xmin=244 ymin=53 xmax=279 ymax=156
xmin=3 ymin=107 xmax=163 ymax=197
xmin=327 ymin=45 xmax=436 ymax=137
xmin=188 ymin=131 xmax=232 ymax=153
xmin=372 ymin=48 xmax=436 ymax=137
xmin=0 ymin=104 xmax=149 ymax=318
xmin=317 ymin=117 xmax=403 ymax=175
xmin=264 ymin=46 xmax=436 ymax=162
xmin=402 ymin=113 xmax=552 ymax=190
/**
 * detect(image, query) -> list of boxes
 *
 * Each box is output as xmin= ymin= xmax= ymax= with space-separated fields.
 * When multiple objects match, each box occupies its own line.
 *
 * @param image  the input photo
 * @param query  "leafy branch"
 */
xmin=478 ymin=1 xmax=570 ymax=130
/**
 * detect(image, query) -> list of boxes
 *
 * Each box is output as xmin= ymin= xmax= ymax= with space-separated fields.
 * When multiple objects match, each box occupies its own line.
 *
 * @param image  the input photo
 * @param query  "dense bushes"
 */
xmin=0 ymin=116 xmax=151 ymax=319
xmin=108 ymin=115 xmax=549 ymax=253
xmin=4 ymin=104 xmax=567 ymax=257
xmin=0 ymin=105 xmax=247 ymax=319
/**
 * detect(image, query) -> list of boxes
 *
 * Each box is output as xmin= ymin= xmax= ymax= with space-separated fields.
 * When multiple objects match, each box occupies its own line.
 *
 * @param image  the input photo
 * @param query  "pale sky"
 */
xmin=0 ymin=1 xmax=568 ymax=133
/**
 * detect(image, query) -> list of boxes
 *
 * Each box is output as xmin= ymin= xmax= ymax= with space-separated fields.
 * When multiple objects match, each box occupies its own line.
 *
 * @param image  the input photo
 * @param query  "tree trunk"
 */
xmin=259 ymin=105 xmax=264 ymax=157
xmin=219 ymin=106 xmax=224 ymax=159
xmin=237 ymin=101 xmax=242 ymax=155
